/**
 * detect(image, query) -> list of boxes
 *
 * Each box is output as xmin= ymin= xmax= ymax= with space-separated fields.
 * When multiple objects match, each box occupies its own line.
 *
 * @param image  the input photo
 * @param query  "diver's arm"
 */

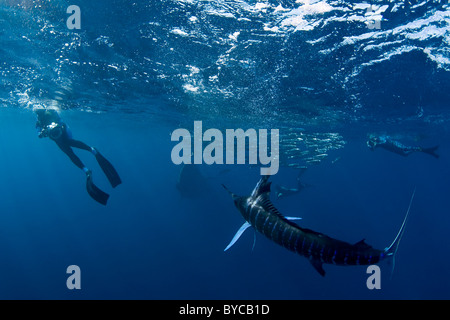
xmin=37 ymin=125 xmax=48 ymax=138
xmin=35 ymin=118 xmax=47 ymax=138
xmin=36 ymin=122 xmax=58 ymax=138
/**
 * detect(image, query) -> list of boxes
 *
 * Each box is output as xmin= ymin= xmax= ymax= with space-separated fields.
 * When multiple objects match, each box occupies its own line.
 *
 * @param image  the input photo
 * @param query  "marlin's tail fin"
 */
xmin=384 ymin=187 xmax=416 ymax=276
xmin=421 ymin=145 xmax=439 ymax=159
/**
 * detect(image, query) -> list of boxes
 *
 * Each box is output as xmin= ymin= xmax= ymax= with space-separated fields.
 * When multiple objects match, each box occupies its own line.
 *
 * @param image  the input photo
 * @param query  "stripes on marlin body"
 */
xmin=223 ymin=176 xmax=414 ymax=276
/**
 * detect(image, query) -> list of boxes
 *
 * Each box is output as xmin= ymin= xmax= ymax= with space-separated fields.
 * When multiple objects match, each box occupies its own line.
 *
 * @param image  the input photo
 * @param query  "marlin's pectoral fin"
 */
xmin=285 ymin=216 xmax=302 ymax=221
xmin=224 ymin=222 xmax=251 ymax=252
xmin=310 ymin=259 xmax=326 ymax=277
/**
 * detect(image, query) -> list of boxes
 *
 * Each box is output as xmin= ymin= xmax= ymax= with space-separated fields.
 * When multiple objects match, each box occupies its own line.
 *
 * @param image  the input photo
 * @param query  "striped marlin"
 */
xmin=223 ymin=176 xmax=414 ymax=276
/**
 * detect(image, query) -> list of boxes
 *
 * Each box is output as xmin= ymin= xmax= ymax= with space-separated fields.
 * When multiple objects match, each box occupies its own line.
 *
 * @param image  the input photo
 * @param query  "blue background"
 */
xmin=1 ymin=0 xmax=449 ymax=299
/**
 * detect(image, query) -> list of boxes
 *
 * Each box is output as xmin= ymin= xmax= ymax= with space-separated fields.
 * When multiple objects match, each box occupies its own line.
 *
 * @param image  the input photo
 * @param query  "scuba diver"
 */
xmin=367 ymin=134 xmax=439 ymax=159
xmin=273 ymin=167 xmax=311 ymax=200
xmin=35 ymin=108 xmax=121 ymax=205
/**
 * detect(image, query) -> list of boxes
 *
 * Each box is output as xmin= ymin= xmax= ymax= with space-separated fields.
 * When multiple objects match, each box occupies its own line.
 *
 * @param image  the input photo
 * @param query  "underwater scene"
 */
xmin=0 ymin=0 xmax=449 ymax=300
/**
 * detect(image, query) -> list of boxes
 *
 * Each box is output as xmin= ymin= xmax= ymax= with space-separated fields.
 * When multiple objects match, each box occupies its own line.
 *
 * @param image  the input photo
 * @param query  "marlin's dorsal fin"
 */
xmin=251 ymin=175 xmax=271 ymax=198
xmin=354 ymin=239 xmax=372 ymax=249
xmin=250 ymin=175 xmax=304 ymax=230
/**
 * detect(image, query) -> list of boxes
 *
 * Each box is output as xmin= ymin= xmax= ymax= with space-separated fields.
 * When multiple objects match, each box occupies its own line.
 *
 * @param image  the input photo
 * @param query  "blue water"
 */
xmin=1 ymin=0 xmax=450 ymax=299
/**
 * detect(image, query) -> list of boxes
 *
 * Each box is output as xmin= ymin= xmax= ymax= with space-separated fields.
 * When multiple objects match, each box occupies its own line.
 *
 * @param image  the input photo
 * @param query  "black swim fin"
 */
xmin=421 ymin=145 xmax=439 ymax=159
xmin=94 ymin=150 xmax=122 ymax=188
xmin=86 ymin=173 xmax=109 ymax=205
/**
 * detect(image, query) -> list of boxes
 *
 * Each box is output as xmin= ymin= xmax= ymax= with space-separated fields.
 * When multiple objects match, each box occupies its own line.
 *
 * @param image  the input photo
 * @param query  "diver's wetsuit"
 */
xmin=35 ymin=109 xmax=121 ymax=205
xmin=39 ymin=121 xmax=92 ymax=170
xmin=367 ymin=135 xmax=439 ymax=158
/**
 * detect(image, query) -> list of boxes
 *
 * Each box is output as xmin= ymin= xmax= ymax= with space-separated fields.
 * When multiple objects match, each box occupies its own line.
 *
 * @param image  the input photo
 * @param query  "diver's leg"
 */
xmin=68 ymin=139 xmax=94 ymax=152
xmin=56 ymin=141 xmax=109 ymax=205
xmin=68 ymin=139 xmax=121 ymax=187
xmin=56 ymin=141 xmax=87 ymax=171
xmin=404 ymin=147 xmax=422 ymax=156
